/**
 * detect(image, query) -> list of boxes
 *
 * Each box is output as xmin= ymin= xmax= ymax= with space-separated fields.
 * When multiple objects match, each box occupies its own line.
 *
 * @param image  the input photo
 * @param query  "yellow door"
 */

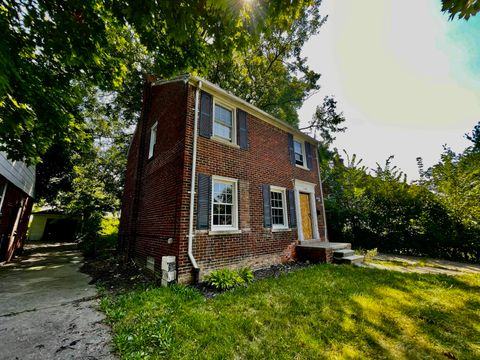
xmin=300 ymin=193 xmax=313 ymax=240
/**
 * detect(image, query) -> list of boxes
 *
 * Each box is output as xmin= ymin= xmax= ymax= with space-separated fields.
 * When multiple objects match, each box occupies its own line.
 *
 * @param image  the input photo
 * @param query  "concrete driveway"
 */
xmin=0 ymin=242 xmax=115 ymax=360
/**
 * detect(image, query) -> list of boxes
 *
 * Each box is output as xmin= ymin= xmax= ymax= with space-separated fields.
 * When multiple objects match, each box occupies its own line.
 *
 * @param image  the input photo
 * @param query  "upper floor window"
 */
xmin=211 ymin=176 xmax=238 ymax=230
xmin=148 ymin=121 xmax=158 ymax=159
xmin=270 ymin=186 xmax=288 ymax=229
xmin=213 ymin=103 xmax=234 ymax=142
xmin=294 ymin=140 xmax=305 ymax=166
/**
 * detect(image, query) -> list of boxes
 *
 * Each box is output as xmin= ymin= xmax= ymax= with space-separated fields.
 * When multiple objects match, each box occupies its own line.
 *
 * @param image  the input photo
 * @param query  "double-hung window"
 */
xmin=148 ymin=121 xmax=158 ymax=159
xmin=211 ymin=177 xmax=238 ymax=230
xmin=213 ymin=103 xmax=234 ymax=142
xmin=270 ymin=186 xmax=288 ymax=229
xmin=294 ymin=140 xmax=305 ymax=166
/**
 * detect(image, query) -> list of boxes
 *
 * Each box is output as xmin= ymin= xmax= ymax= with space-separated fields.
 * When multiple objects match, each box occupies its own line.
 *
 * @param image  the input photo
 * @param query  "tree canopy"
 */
xmin=442 ymin=0 xmax=480 ymax=20
xmin=1 ymin=0 xmax=321 ymax=164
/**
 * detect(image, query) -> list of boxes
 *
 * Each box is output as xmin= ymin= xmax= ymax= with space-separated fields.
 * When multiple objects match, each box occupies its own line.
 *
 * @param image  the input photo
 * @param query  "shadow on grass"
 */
xmin=102 ymin=264 xmax=480 ymax=359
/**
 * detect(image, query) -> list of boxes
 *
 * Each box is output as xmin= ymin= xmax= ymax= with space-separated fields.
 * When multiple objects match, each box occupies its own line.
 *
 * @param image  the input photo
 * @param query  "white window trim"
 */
xmin=212 ymin=98 xmax=236 ymax=145
xmin=294 ymin=138 xmax=308 ymax=170
xmin=148 ymin=121 xmax=158 ymax=159
xmin=211 ymin=175 xmax=239 ymax=231
xmin=270 ymin=186 xmax=289 ymax=230
xmin=0 ymin=182 xmax=7 ymax=213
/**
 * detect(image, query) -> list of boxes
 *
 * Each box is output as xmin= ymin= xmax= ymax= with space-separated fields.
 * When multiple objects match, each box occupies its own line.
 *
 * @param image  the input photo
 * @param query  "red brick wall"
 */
xmin=178 ymin=84 xmax=326 ymax=282
xmin=0 ymin=176 xmax=33 ymax=262
xmin=120 ymin=80 xmax=327 ymax=282
xmin=119 ymin=80 xmax=189 ymax=272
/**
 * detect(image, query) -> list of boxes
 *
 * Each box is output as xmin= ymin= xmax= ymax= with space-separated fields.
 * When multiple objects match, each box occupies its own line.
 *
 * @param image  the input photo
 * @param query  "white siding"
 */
xmin=0 ymin=152 xmax=35 ymax=197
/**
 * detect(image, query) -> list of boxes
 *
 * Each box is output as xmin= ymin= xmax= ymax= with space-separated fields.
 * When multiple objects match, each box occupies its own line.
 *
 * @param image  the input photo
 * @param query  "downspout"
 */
xmin=316 ymin=148 xmax=329 ymax=242
xmin=187 ymin=81 xmax=202 ymax=281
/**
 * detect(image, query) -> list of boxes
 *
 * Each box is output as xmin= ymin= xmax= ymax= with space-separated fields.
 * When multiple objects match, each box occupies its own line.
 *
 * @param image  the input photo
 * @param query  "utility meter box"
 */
xmin=161 ymin=256 xmax=176 ymax=286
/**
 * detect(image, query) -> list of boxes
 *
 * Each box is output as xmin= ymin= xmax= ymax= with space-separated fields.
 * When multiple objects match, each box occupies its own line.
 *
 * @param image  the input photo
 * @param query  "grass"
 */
xmin=101 ymin=265 xmax=480 ymax=359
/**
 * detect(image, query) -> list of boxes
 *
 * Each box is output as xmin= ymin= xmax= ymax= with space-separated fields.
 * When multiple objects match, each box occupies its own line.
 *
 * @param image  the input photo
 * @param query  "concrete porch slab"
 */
xmin=297 ymin=241 xmax=351 ymax=250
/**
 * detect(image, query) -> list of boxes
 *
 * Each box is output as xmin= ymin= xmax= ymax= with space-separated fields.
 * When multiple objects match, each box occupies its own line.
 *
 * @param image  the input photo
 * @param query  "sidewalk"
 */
xmin=364 ymin=253 xmax=480 ymax=276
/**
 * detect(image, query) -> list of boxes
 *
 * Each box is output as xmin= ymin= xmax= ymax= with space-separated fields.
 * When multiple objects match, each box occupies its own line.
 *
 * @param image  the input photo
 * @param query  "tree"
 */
xmin=1 ymin=0 xmax=317 ymax=164
xmin=442 ymin=0 xmax=480 ymax=20
xmin=300 ymin=96 xmax=346 ymax=144
xmin=206 ymin=0 xmax=326 ymax=126
xmin=465 ymin=121 xmax=480 ymax=152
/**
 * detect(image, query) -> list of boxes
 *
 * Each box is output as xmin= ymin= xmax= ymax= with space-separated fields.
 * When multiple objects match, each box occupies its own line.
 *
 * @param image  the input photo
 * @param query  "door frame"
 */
xmin=294 ymin=179 xmax=320 ymax=242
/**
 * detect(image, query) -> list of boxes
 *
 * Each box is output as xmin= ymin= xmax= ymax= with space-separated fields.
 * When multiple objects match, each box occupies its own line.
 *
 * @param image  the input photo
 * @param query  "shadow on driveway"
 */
xmin=0 ymin=241 xmax=116 ymax=359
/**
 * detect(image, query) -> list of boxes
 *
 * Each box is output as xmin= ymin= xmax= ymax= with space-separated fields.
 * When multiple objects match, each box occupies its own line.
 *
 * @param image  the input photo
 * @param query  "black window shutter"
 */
xmin=305 ymin=142 xmax=313 ymax=170
xmin=199 ymin=91 xmax=212 ymax=138
xmin=197 ymin=173 xmax=211 ymax=229
xmin=262 ymin=184 xmax=271 ymax=228
xmin=287 ymin=133 xmax=295 ymax=165
xmin=237 ymin=109 xmax=248 ymax=149
xmin=287 ymin=189 xmax=297 ymax=228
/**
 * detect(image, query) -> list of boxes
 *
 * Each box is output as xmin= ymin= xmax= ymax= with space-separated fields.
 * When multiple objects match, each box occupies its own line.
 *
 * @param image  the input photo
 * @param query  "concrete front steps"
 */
xmin=333 ymin=248 xmax=364 ymax=265
xmin=296 ymin=241 xmax=364 ymax=265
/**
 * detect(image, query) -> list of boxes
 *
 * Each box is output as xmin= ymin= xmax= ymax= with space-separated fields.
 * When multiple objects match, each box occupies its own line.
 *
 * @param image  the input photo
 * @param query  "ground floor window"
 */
xmin=270 ymin=186 xmax=288 ymax=229
xmin=211 ymin=177 xmax=238 ymax=230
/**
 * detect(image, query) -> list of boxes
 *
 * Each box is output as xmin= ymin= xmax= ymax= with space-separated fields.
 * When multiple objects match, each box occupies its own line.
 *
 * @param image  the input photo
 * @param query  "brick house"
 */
xmin=0 ymin=152 xmax=35 ymax=262
xmin=119 ymin=75 xmax=347 ymax=284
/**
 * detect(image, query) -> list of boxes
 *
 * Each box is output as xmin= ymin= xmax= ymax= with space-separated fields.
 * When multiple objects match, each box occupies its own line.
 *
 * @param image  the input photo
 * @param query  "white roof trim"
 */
xmin=152 ymin=75 xmax=319 ymax=145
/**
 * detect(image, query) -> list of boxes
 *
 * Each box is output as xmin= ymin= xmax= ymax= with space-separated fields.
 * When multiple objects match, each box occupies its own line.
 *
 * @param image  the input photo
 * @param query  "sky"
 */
xmin=298 ymin=0 xmax=480 ymax=180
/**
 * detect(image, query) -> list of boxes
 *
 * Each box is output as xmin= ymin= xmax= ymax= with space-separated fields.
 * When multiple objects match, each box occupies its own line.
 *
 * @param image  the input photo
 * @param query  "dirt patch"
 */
xmin=82 ymin=253 xmax=315 ymax=298
xmin=81 ymin=252 xmax=156 ymax=294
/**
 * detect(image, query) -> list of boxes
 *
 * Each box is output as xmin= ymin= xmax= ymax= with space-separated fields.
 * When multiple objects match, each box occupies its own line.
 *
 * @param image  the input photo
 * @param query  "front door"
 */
xmin=300 ymin=193 xmax=313 ymax=240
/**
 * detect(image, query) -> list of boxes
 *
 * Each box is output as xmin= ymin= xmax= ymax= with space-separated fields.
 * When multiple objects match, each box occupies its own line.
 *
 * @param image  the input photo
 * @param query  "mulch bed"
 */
xmin=192 ymin=261 xmax=313 ymax=298
xmin=82 ymin=252 xmax=314 ymax=297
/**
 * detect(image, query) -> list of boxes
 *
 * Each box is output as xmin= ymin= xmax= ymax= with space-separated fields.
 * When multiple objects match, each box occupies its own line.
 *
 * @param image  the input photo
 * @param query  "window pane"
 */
xmin=294 ymin=141 xmax=302 ymax=154
xmin=271 ymin=191 xmax=285 ymax=225
xmin=215 ymin=105 xmax=232 ymax=126
xmin=294 ymin=140 xmax=304 ymax=165
xmin=214 ymin=105 xmax=233 ymax=141
xmin=212 ymin=180 xmax=235 ymax=227
xmin=295 ymin=153 xmax=304 ymax=165
xmin=213 ymin=182 xmax=233 ymax=205
xmin=214 ymin=123 xmax=232 ymax=140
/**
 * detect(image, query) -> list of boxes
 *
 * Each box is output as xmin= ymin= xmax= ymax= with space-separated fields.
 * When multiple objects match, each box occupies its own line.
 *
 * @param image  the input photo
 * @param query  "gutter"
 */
xmin=187 ymin=80 xmax=202 ymax=280
xmin=316 ymin=149 xmax=329 ymax=242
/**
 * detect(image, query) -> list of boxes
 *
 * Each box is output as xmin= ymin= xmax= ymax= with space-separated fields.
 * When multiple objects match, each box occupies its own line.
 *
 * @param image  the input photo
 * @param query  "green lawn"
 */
xmin=101 ymin=265 xmax=480 ymax=359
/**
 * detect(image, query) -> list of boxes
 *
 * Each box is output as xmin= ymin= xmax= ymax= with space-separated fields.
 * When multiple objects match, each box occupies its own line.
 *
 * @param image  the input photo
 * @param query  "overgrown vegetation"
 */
xmin=81 ymin=215 xmax=119 ymax=258
xmin=101 ymin=265 xmax=480 ymax=359
xmin=320 ymin=122 xmax=480 ymax=262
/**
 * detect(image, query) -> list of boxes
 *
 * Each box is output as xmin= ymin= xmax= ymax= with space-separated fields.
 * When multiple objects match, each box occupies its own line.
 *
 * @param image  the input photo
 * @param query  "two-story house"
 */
xmin=119 ymin=75 xmax=353 ymax=284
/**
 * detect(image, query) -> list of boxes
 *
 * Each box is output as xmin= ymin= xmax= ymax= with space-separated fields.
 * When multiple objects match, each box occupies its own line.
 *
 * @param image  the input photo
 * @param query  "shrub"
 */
xmin=238 ymin=267 xmax=254 ymax=284
xmin=206 ymin=268 xmax=254 ymax=290
xmin=365 ymin=248 xmax=378 ymax=260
